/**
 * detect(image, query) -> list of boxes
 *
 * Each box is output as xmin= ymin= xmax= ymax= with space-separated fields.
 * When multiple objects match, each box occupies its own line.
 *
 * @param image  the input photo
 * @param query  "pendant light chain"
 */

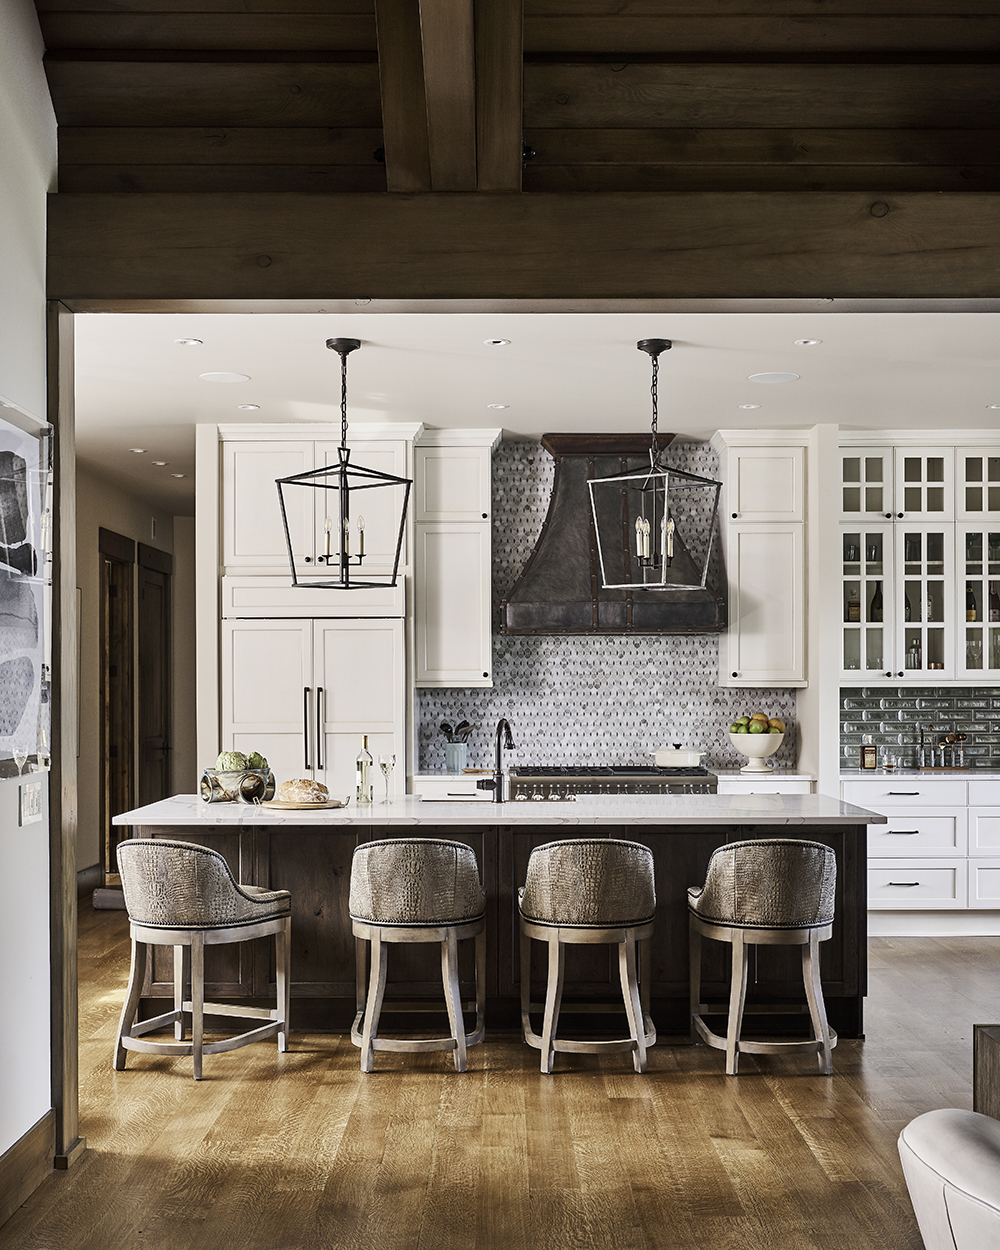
xmin=650 ymin=352 xmax=659 ymax=464
xmin=340 ymin=349 xmax=349 ymax=449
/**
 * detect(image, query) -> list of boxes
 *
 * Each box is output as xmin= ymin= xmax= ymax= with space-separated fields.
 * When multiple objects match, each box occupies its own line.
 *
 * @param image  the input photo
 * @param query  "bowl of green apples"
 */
xmin=728 ymin=712 xmax=785 ymax=773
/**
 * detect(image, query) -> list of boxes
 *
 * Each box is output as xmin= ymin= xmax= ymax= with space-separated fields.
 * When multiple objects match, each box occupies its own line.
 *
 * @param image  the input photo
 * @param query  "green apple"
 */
xmin=729 ymin=722 xmax=743 ymax=733
xmin=768 ymin=726 xmax=782 ymax=734
xmin=748 ymin=721 xmax=765 ymax=734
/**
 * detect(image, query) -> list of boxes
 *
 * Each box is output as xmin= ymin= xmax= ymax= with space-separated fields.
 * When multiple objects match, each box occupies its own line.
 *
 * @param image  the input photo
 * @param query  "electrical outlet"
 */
xmin=19 ymin=780 xmax=42 ymax=826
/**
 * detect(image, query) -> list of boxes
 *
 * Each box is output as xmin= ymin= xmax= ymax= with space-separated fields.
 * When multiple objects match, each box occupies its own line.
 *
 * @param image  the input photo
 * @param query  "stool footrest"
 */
xmin=121 ymin=1019 xmax=284 ymax=1059
xmin=693 ymin=1012 xmax=837 ymax=1057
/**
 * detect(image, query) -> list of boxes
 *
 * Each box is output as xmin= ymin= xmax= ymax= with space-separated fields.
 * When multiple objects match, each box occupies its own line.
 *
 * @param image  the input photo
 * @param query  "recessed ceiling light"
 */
xmin=794 ymin=339 xmax=822 ymax=346
xmin=152 ymin=461 xmax=167 ymax=466
xmin=170 ymin=473 xmax=186 ymax=479
xmin=199 ymin=372 xmax=250 ymax=384
xmin=484 ymin=339 xmax=510 ymax=347
xmin=487 ymin=404 xmax=508 ymax=409
xmin=129 ymin=447 xmax=146 ymax=453
xmin=748 ymin=372 xmax=800 ymax=384
xmin=988 ymin=405 xmax=1000 ymax=410
xmin=175 ymin=338 xmax=203 ymax=346
xmin=738 ymin=404 xmax=761 ymax=410
xmin=237 ymin=404 xmax=260 ymax=410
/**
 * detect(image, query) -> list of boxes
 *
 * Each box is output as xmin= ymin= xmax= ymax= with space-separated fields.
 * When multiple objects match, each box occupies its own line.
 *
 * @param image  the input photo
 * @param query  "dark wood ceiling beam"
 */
xmin=521 ymin=16 xmax=1000 ymax=54
xmin=38 ymin=14 xmax=377 ymax=51
xmin=43 ymin=62 xmax=382 ymax=126
xmin=476 ymin=0 xmax=523 ymax=191
xmin=523 ymin=166 xmax=1000 ymax=191
xmin=375 ymin=0 xmax=431 ymax=190
xmin=418 ymin=0 xmax=477 ymax=189
xmin=60 ymin=126 xmax=385 ymax=164
xmin=523 ymin=128 xmax=1000 ymax=167
xmin=59 ymin=165 xmax=388 ymax=191
xmin=522 ymin=0 xmax=1000 ymax=14
xmin=523 ymin=64 xmax=1000 ymax=128
xmin=36 ymin=0 xmax=373 ymax=11
xmin=46 ymin=190 xmax=1000 ymax=300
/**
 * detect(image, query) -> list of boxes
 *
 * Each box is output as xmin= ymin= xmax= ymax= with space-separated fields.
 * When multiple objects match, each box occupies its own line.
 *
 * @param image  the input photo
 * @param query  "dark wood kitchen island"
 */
xmin=114 ymin=792 xmax=883 ymax=1038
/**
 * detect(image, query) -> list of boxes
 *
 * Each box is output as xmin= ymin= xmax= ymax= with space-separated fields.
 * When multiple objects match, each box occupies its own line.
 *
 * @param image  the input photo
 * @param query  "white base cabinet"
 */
xmin=221 ymin=618 xmax=405 ymax=799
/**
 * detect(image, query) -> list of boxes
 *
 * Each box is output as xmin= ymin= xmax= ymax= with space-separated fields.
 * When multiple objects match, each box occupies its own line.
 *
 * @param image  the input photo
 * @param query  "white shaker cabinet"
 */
xmin=713 ymin=434 xmax=807 ymax=688
xmin=413 ymin=430 xmax=501 ymax=688
xmin=221 ymin=618 xmax=405 ymax=799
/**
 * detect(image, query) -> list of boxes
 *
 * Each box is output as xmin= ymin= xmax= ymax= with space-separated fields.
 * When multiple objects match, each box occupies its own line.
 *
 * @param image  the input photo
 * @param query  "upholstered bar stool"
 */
xmin=349 ymin=838 xmax=486 ymax=1073
xmin=114 ymin=838 xmax=291 ymax=1081
xmin=518 ymin=838 xmax=656 ymax=1074
xmin=688 ymin=838 xmax=837 ymax=1076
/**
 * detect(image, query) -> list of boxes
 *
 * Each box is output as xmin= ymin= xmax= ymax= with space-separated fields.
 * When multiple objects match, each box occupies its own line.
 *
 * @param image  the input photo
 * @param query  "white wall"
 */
xmin=75 ymin=467 xmax=175 ymax=872
xmin=0 ymin=0 xmax=57 ymax=1159
xmin=171 ymin=516 xmax=197 ymax=796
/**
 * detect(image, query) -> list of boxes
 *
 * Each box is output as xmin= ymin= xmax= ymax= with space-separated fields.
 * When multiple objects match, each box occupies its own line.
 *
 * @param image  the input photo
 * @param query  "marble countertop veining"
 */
xmin=114 ymin=792 xmax=885 ymax=828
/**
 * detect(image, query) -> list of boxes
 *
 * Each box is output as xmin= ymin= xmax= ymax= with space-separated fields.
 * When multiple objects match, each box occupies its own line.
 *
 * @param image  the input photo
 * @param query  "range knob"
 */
xmin=531 ymin=791 xmax=544 ymax=801
xmin=515 ymin=793 xmax=529 ymax=801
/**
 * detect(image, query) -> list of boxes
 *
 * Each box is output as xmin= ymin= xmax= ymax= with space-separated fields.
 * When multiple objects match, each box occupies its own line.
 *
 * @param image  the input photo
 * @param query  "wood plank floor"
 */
xmin=3 ymin=909 xmax=994 ymax=1250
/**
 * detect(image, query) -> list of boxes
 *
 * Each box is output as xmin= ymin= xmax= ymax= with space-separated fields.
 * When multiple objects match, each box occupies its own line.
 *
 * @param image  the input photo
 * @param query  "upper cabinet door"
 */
xmin=957 ymin=450 xmax=1000 ymax=520
xmin=726 ymin=446 xmax=803 ymax=522
xmin=893 ymin=448 xmax=954 ymax=521
xmin=839 ymin=448 xmax=894 ymax=520
xmin=223 ymin=441 xmax=314 ymax=571
xmin=415 ymin=446 xmax=492 ymax=522
xmin=720 ymin=522 xmax=805 ymax=686
xmin=313 ymin=438 xmax=410 ymax=577
xmin=414 ymin=523 xmax=492 ymax=687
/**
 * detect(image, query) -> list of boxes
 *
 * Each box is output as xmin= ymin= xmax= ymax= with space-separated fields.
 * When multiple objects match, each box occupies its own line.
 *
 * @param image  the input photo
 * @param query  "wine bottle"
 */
xmin=990 ymin=581 xmax=1000 ymax=623
xmin=356 ymin=734 xmax=373 ymax=804
xmin=845 ymin=588 xmax=861 ymax=623
xmin=967 ymin=584 xmax=978 ymax=622
xmin=904 ymin=594 xmax=912 ymax=622
xmin=869 ymin=581 xmax=883 ymax=623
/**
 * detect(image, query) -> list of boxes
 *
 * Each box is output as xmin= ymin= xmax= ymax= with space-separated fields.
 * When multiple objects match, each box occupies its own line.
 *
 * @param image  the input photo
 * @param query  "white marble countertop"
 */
xmin=114 ymin=792 xmax=885 ymax=827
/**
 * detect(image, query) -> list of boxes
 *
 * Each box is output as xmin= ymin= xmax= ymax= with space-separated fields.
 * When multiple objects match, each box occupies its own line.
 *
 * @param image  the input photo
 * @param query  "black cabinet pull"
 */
xmin=316 ymin=686 xmax=324 ymax=770
xmin=888 ymin=881 xmax=920 ymax=887
xmin=303 ymin=686 xmax=312 ymax=769
xmin=888 ymin=791 xmax=919 ymax=795
xmin=887 ymin=830 xmax=920 ymax=835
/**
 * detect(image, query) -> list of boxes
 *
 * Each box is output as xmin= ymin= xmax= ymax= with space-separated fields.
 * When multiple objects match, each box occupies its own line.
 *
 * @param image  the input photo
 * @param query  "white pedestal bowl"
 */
xmin=729 ymin=732 xmax=783 ymax=774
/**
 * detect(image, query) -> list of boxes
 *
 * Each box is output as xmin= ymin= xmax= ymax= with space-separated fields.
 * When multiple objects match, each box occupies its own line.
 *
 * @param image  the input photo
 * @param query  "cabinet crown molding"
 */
xmin=712 ymin=429 xmax=810 ymax=450
xmin=841 ymin=430 xmax=1000 ymax=447
xmin=216 ymin=422 xmax=425 ymax=441
xmin=417 ymin=428 xmax=502 ymax=450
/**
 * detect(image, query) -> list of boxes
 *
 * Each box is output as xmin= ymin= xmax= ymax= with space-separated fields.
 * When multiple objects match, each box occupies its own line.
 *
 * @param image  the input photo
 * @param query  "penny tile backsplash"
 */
xmin=416 ymin=439 xmax=797 ymax=772
xmin=841 ymin=686 xmax=1000 ymax=768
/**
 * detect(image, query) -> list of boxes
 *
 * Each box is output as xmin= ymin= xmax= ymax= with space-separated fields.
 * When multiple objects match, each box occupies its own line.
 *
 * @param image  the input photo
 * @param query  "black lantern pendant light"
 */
xmin=275 ymin=338 xmax=412 ymax=589
xmin=587 ymin=339 xmax=722 ymax=592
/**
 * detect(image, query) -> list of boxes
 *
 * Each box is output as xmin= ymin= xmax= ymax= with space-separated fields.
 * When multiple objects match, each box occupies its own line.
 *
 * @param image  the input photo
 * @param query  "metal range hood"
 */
xmin=501 ymin=434 xmax=727 ymax=635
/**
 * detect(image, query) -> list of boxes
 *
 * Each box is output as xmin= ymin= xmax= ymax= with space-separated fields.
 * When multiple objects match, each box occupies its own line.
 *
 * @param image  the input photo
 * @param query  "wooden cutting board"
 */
xmin=259 ymin=798 xmax=349 ymax=810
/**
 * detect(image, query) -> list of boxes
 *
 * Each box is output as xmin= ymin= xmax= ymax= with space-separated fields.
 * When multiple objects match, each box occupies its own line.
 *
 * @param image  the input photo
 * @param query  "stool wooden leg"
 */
xmin=689 ymin=921 xmax=702 ymax=1046
xmin=802 ymin=932 xmax=834 ymax=1075
xmin=540 ymin=937 xmax=565 ymax=1075
xmin=618 ymin=932 xmax=646 ymax=1074
xmin=360 ymin=932 xmax=387 ymax=1074
xmin=441 ymin=928 xmax=467 ymax=1073
xmin=519 ymin=927 xmax=532 ymax=1040
xmin=173 ymin=945 xmax=187 ymax=1040
xmin=276 ymin=918 xmax=290 ymax=1053
xmin=114 ymin=938 xmax=147 ymax=1071
xmin=474 ymin=928 xmax=487 ymax=1038
xmin=191 ymin=932 xmax=205 ymax=1081
xmin=726 ymin=932 xmax=749 ymax=1076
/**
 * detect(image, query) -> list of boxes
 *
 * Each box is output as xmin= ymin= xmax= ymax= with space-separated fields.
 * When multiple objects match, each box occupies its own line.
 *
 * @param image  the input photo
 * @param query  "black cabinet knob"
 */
xmin=732 ymin=512 xmax=738 ymax=519
xmin=732 ymin=671 xmax=739 ymax=678
xmin=304 ymin=556 xmax=312 ymax=563
xmin=885 ymin=512 xmax=892 ymax=518
xmin=897 ymin=512 xmax=904 ymax=518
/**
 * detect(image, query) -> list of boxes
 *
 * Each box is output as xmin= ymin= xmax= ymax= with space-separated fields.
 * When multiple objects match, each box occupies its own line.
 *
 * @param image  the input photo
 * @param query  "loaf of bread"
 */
xmin=275 ymin=778 xmax=330 ymax=804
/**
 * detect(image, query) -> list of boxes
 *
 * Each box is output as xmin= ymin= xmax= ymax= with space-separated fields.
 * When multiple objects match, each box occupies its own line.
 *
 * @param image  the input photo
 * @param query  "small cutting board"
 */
xmin=260 ymin=798 xmax=349 ymax=810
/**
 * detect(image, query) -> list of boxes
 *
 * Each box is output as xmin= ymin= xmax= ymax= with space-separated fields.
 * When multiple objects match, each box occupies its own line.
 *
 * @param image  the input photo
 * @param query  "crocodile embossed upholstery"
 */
xmin=687 ymin=838 xmax=835 ymax=930
xmin=519 ymin=838 xmax=655 ymax=928
xmin=350 ymin=838 xmax=486 ymax=927
xmin=117 ymin=838 xmax=291 ymax=929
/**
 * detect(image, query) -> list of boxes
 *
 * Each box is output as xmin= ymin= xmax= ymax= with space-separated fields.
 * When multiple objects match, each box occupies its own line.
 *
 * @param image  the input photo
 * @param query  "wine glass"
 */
xmin=12 ymin=746 xmax=29 ymax=776
xmin=378 ymin=754 xmax=395 ymax=804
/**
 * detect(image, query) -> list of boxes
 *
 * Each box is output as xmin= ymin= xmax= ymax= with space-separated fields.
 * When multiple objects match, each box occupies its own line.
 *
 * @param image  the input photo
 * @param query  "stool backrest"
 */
xmin=350 ymin=838 xmax=485 ymax=925
xmin=694 ymin=838 xmax=835 ymax=928
xmin=521 ymin=838 xmax=655 ymax=927
xmin=117 ymin=838 xmax=268 ymax=929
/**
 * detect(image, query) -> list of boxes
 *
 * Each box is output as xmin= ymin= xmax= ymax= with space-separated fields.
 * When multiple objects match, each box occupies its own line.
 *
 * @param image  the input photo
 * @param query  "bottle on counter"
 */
xmin=869 ymin=581 xmax=883 ymax=623
xmin=356 ymin=734 xmax=374 ymax=804
xmin=861 ymin=733 xmax=878 ymax=770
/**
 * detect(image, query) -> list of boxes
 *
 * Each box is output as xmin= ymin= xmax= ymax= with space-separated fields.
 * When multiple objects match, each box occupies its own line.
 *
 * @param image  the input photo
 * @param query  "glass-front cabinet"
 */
xmin=840 ymin=449 xmax=893 ymax=520
xmin=957 ymin=451 xmax=1000 ymax=520
xmin=957 ymin=525 xmax=1000 ymax=679
xmin=840 ymin=523 xmax=954 ymax=681
xmin=840 ymin=446 xmax=954 ymax=521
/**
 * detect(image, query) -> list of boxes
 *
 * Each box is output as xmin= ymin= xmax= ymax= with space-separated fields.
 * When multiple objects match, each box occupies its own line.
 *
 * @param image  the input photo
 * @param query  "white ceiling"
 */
xmin=74 ymin=310 xmax=1000 ymax=515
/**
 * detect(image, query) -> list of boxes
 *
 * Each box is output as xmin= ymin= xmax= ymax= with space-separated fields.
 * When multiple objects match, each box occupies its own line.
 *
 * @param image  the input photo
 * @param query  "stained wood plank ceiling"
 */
xmin=35 ymin=0 xmax=1000 ymax=199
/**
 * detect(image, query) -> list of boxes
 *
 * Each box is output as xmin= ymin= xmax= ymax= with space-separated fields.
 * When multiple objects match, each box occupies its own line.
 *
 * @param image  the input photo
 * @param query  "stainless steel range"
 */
xmin=507 ymin=765 xmax=717 ymax=801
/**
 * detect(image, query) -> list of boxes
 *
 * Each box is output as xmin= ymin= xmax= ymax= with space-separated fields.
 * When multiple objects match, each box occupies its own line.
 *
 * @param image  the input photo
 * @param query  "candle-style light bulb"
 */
xmin=666 ymin=514 xmax=675 ymax=560
xmin=342 ymin=518 xmax=349 ymax=557
xmin=324 ymin=515 xmax=332 ymax=559
xmin=357 ymin=515 xmax=365 ymax=557
xmin=635 ymin=515 xmax=643 ymax=559
xmin=643 ymin=517 xmax=651 ymax=559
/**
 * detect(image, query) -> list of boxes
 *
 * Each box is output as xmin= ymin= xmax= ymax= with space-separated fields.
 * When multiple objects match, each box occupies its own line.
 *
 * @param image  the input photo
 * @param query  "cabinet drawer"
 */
xmin=411 ymin=775 xmax=483 ymax=799
xmin=867 ymin=812 xmax=967 ymax=856
xmin=716 ymin=780 xmax=813 ymax=795
xmin=969 ymin=781 xmax=1000 ymax=806
xmin=969 ymin=810 xmax=1000 ymax=855
xmin=970 ymin=860 xmax=1000 ymax=908
xmin=222 ymin=576 xmax=404 ymax=619
xmin=843 ymin=779 xmax=967 ymax=808
xmin=868 ymin=860 xmax=967 ymax=909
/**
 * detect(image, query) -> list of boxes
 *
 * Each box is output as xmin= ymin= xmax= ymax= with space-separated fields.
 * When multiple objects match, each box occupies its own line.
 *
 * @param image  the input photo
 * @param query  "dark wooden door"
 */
xmin=137 ymin=543 xmax=172 ymax=806
xmin=99 ymin=528 xmax=134 ymax=887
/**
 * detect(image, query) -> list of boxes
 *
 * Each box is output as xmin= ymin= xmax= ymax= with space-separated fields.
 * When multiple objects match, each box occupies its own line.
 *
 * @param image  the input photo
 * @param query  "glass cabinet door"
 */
xmin=892 ymin=448 xmax=954 ymax=520
xmin=895 ymin=525 xmax=954 ymax=680
xmin=957 ymin=451 xmax=1000 ymax=520
xmin=957 ymin=525 xmax=1000 ymax=678
xmin=841 ymin=525 xmax=894 ymax=678
xmin=840 ymin=449 xmax=894 ymax=520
